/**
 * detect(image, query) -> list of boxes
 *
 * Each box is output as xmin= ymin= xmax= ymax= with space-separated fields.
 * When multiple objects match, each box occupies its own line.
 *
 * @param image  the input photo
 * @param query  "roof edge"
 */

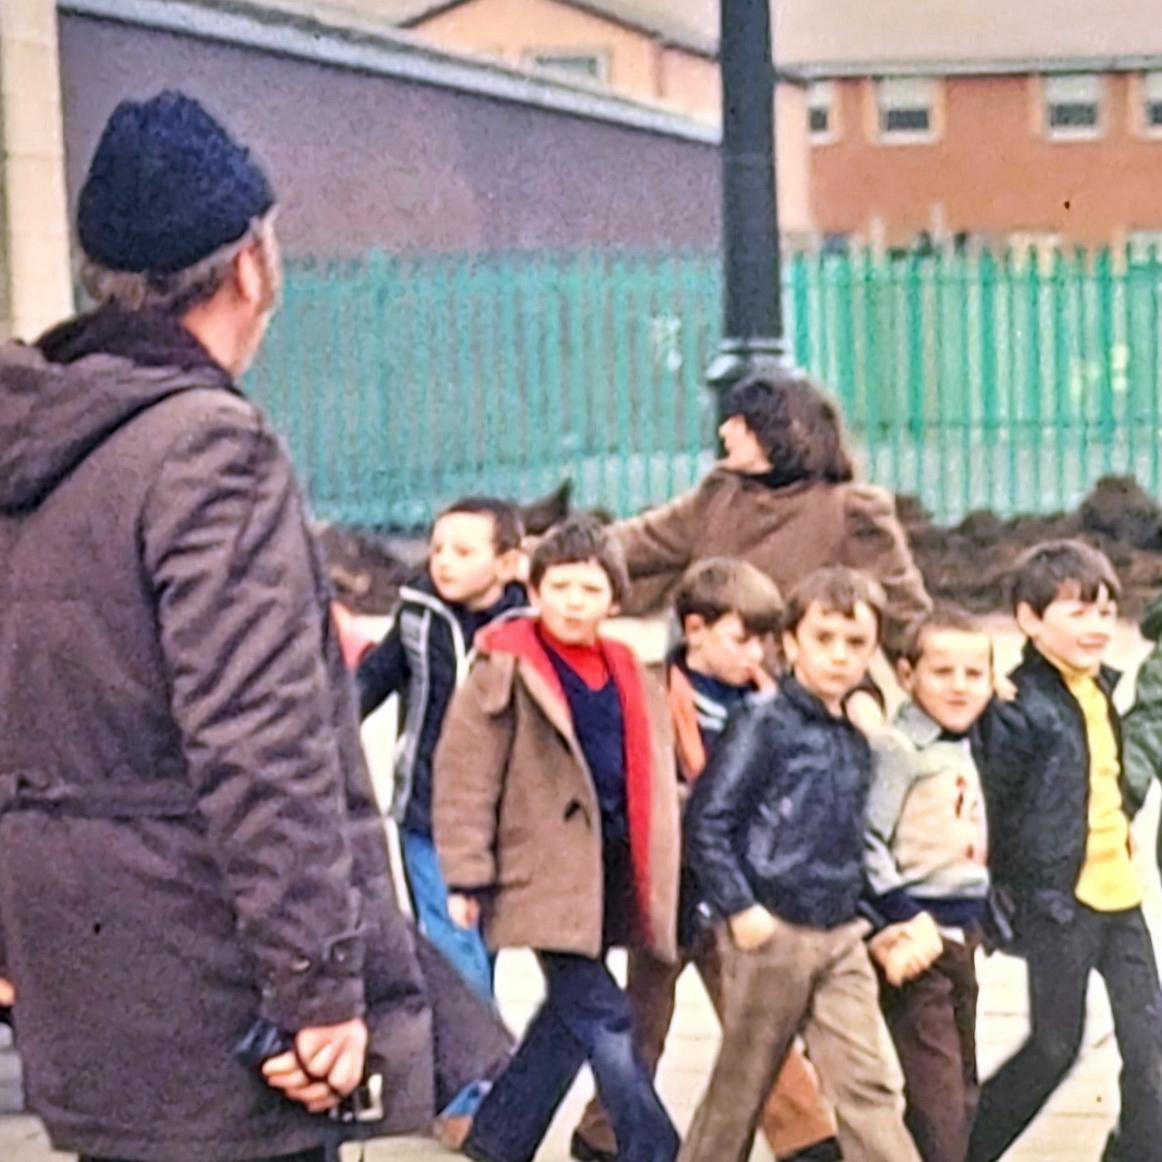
xmin=797 ymin=53 xmax=1162 ymax=79
xmin=59 ymin=0 xmax=721 ymax=145
xmin=404 ymin=0 xmax=718 ymax=58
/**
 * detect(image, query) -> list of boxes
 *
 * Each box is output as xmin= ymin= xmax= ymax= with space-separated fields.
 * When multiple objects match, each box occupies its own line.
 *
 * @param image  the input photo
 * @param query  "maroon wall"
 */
xmin=59 ymin=13 xmax=721 ymax=258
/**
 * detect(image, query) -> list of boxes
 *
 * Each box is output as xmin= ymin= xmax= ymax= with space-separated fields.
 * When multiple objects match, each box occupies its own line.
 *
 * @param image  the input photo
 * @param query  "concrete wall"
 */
xmin=58 ymin=11 xmax=723 ymax=258
xmin=412 ymin=0 xmax=814 ymax=233
xmin=0 ymin=0 xmax=71 ymax=341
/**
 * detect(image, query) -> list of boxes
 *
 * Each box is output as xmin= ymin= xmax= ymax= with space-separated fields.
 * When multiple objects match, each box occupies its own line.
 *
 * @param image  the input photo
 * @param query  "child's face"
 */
xmin=782 ymin=600 xmax=879 ymax=712
xmin=900 ymin=628 xmax=993 ymax=735
xmin=532 ymin=559 xmax=616 ymax=646
xmin=684 ymin=611 xmax=766 ymax=687
xmin=1017 ymin=582 xmax=1117 ymax=677
xmin=430 ymin=512 xmax=508 ymax=609
xmin=718 ymin=415 xmax=773 ymax=474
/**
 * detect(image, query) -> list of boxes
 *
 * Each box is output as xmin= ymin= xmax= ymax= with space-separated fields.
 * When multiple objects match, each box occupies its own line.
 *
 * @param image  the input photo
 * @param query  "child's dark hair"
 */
xmin=782 ymin=566 xmax=886 ymax=639
xmin=724 ymin=372 xmax=855 ymax=486
xmin=1010 ymin=539 xmax=1121 ymax=616
xmin=436 ymin=496 xmax=524 ymax=554
xmin=529 ymin=515 xmax=629 ymax=603
xmin=674 ymin=558 xmax=784 ymax=638
xmin=899 ymin=604 xmax=989 ymax=668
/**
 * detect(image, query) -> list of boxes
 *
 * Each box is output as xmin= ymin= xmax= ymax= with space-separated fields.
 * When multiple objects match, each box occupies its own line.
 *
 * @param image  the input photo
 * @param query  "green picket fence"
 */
xmin=246 ymin=248 xmax=1162 ymax=529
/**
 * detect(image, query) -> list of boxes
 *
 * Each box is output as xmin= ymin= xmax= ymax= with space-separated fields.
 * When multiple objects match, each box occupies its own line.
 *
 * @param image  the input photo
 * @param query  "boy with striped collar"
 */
xmin=358 ymin=497 xmax=526 ymax=1001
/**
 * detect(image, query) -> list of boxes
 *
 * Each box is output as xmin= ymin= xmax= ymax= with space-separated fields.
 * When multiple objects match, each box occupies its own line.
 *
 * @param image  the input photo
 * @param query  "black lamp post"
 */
xmin=706 ymin=0 xmax=793 ymax=413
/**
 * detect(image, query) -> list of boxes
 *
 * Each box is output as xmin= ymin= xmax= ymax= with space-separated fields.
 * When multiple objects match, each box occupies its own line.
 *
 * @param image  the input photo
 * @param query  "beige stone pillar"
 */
xmin=0 ymin=0 xmax=72 ymax=342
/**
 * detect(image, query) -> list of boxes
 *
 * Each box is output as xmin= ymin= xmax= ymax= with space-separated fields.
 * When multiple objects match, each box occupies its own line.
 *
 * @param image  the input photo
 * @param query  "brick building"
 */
xmin=388 ymin=0 xmax=1162 ymax=249
xmin=781 ymin=0 xmax=1162 ymax=250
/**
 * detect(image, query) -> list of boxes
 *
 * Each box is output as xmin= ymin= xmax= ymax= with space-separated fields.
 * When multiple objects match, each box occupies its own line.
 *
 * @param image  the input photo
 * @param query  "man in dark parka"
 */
xmin=0 ymin=93 xmax=502 ymax=1162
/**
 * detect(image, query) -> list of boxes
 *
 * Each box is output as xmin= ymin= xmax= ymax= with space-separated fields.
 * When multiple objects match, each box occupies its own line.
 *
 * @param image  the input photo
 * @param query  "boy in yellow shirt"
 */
xmin=970 ymin=540 xmax=1162 ymax=1162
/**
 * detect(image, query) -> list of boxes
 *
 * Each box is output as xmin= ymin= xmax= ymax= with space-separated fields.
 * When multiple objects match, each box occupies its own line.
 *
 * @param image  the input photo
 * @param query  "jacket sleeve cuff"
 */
xmin=258 ymin=931 xmax=368 ymax=1031
xmin=873 ymin=889 xmax=924 ymax=924
xmin=714 ymin=882 xmax=757 ymax=917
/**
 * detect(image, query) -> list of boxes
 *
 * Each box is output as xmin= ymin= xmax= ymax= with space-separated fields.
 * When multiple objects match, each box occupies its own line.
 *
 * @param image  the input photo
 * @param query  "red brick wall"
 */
xmin=811 ymin=73 xmax=1162 ymax=247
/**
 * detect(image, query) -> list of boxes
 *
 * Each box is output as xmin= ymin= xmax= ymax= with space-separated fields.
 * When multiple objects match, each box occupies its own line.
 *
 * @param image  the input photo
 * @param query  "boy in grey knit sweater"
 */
xmin=864 ymin=606 xmax=993 ymax=1162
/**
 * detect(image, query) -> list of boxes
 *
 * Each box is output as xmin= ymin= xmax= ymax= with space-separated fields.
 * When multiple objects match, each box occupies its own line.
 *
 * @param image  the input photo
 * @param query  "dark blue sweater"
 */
xmin=545 ymin=645 xmax=628 ymax=839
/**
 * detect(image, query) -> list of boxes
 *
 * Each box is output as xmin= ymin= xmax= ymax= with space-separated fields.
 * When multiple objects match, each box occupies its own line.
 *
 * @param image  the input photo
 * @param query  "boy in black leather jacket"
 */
xmin=969 ymin=540 xmax=1162 ymax=1162
xmin=680 ymin=566 xmax=920 ymax=1162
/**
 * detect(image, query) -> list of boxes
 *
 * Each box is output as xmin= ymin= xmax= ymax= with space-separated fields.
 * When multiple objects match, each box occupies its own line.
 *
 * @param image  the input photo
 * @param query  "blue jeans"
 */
xmin=400 ymin=828 xmax=494 ymax=1003
xmin=466 ymin=953 xmax=679 ymax=1162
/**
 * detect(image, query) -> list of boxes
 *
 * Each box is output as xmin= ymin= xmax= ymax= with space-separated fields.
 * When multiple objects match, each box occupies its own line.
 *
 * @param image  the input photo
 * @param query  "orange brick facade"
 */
xmin=808 ymin=72 xmax=1162 ymax=248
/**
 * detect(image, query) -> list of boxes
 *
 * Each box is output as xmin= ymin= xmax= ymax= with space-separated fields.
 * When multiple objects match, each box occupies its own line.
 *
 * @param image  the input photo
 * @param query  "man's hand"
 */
xmin=0 ymin=978 xmax=14 ymax=1006
xmin=262 ymin=1017 xmax=369 ymax=1113
xmin=448 ymin=893 xmax=481 ymax=930
xmin=728 ymin=904 xmax=779 ymax=952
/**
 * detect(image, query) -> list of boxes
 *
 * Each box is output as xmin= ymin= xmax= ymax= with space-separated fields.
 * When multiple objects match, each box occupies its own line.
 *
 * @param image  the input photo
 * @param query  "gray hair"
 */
xmin=80 ymin=213 xmax=277 ymax=316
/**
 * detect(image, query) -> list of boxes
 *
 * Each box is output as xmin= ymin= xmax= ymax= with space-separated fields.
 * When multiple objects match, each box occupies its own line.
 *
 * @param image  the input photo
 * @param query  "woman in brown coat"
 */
xmin=614 ymin=372 xmax=931 ymax=657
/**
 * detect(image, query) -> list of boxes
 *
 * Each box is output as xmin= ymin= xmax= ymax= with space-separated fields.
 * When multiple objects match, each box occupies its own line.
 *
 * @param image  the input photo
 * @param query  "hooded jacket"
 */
xmin=0 ymin=308 xmax=444 ymax=1160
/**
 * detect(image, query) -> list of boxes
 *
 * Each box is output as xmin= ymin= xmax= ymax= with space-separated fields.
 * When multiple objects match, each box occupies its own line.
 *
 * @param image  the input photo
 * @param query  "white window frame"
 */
xmin=1044 ymin=73 xmax=1104 ymax=141
xmin=875 ymin=77 xmax=939 ymax=145
xmin=1143 ymin=71 xmax=1162 ymax=138
xmin=523 ymin=50 xmax=609 ymax=84
xmin=808 ymin=81 xmax=838 ymax=144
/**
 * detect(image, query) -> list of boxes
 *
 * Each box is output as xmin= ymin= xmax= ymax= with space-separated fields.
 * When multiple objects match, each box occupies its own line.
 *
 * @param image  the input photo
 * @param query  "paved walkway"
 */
xmin=1 ymin=617 xmax=1156 ymax=1160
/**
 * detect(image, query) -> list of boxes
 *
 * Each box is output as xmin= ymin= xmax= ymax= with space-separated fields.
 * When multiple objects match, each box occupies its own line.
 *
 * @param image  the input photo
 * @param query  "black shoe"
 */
xmin=570 ymin=1130 xmax=619 ymax=1162
xmin=784 ymin=1139 xmax=843 ymax=1162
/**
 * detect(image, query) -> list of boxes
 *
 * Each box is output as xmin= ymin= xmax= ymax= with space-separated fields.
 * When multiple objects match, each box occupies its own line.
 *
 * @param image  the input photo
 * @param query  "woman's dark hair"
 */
xmin=724 ymin=373 xmax=855 ymax=487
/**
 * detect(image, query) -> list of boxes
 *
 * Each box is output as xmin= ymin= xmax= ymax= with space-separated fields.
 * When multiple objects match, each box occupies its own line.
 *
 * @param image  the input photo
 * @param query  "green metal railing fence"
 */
xmin=246 ymin=248 xmax=1162 ymax=529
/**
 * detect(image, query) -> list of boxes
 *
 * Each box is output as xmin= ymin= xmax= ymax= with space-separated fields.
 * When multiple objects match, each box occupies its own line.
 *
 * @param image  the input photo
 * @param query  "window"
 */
xmin=525 ymin=52 xmax=608 ymax=83
xmin=1044 ymin=74 xmax=1103 ymax=139
xmin=808 ymin=81 xmax=837 ymax=142
xmin=876 ymin=77 xmax=939 ymax=143
xmin=1144 ymin=72 xmax=1162 ymax=134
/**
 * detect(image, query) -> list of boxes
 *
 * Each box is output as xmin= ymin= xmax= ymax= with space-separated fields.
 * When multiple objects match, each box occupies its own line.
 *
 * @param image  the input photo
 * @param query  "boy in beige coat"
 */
xmin=434 ymin=516 xmax=681 ymax=1162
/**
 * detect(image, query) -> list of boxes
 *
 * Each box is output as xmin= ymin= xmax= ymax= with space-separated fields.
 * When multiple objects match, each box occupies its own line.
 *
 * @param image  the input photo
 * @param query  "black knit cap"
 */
xmin=77 ymin=91 xmax=275 ymax=275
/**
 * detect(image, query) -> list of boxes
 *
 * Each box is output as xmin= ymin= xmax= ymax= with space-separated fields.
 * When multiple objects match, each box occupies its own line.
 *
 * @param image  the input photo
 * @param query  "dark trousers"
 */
xmin=880 ymin=937 xmax=979 ymax=1162
xmin=968 ymin=904 xmax=1162 ymax=1162
xmin=466 ymin=951 xmax=680 ymax=1162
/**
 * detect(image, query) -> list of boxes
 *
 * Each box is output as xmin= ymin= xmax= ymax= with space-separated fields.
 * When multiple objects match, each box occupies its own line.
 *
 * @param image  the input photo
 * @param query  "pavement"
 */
xmin=1 ymin=616 xmax=1157 ymax=1161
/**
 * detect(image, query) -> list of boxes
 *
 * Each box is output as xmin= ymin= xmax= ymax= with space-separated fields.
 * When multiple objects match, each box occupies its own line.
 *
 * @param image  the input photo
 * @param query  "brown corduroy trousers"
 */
xmin=574 ymin=926 xmax=838 ymax=1159
xmin=678 ymin=918 xmax=920 ymax=1162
